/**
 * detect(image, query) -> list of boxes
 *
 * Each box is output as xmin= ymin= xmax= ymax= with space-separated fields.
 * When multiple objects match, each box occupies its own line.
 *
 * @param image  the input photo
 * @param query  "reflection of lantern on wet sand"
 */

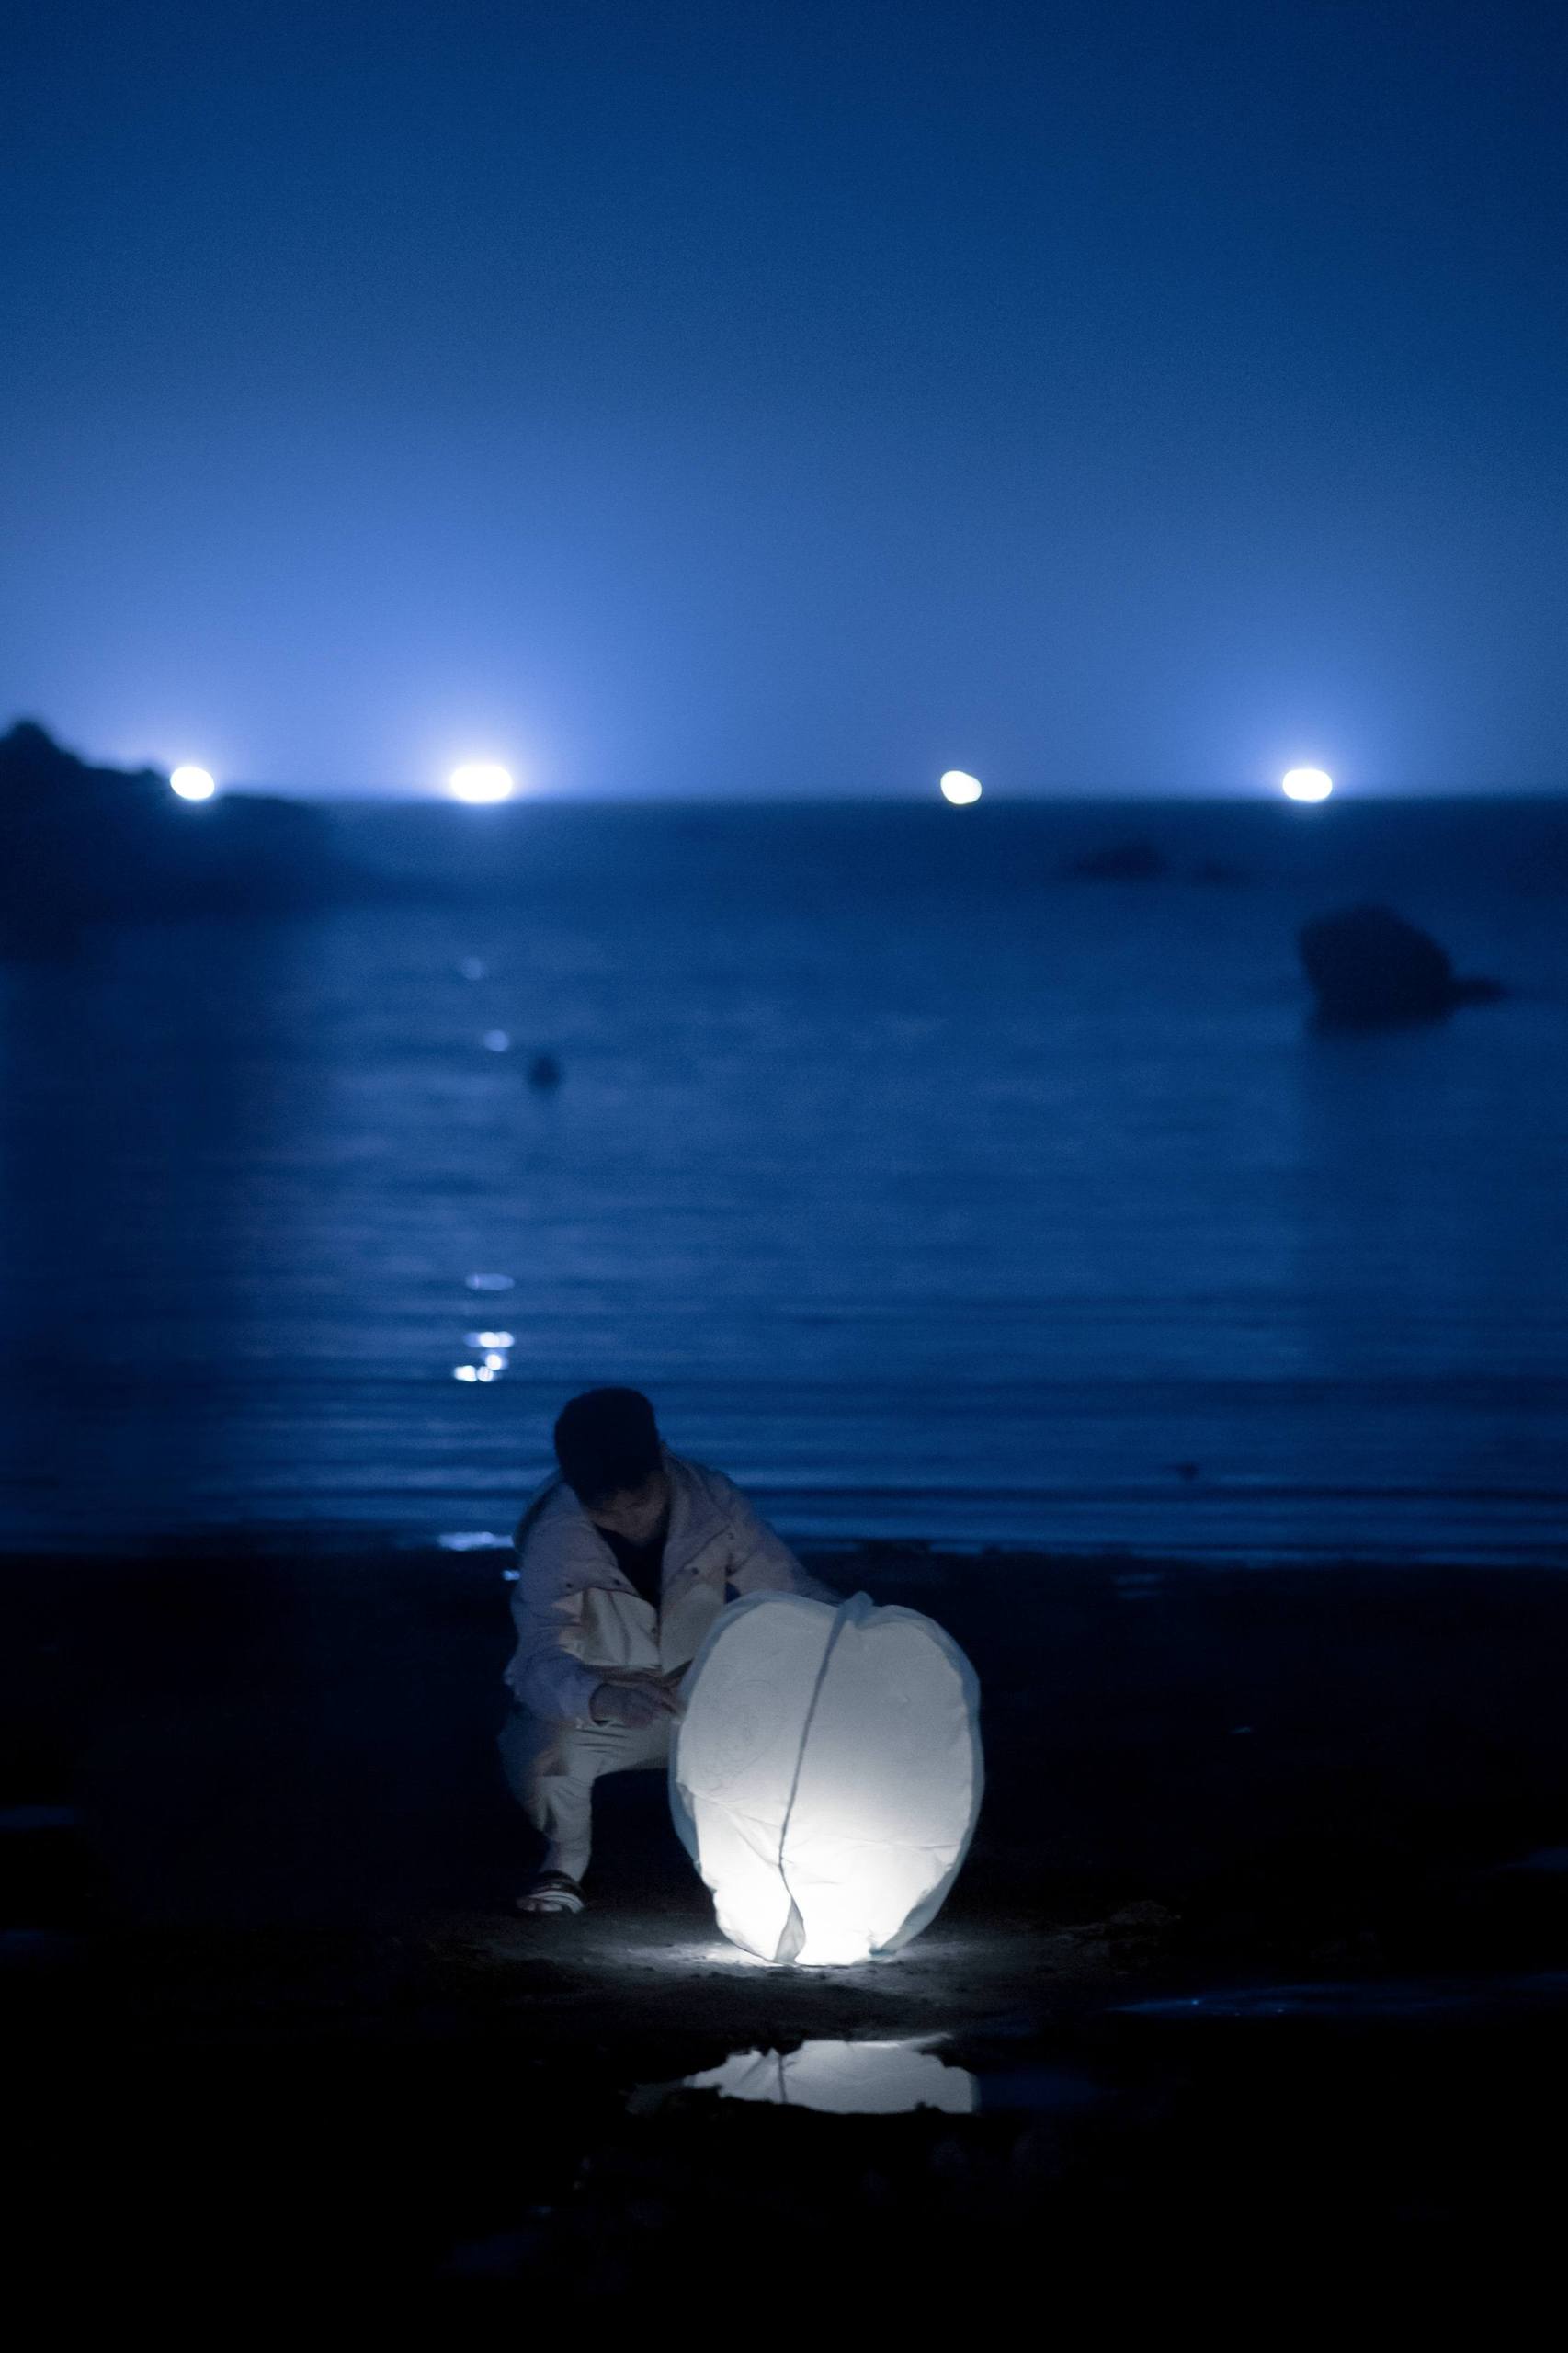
xmin=671 ymin=1593 xmax=983 ymax=1967
xmin=632 ymin=2039 xmax=977 ymax=2115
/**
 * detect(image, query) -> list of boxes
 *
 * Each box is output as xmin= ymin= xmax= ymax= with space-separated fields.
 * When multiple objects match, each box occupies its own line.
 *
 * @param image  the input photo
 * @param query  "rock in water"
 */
xmin=527 ymin=1052 xmax=562 ymax=1090
xmin=1298 ymin=904 xmax=1504 ymax=1027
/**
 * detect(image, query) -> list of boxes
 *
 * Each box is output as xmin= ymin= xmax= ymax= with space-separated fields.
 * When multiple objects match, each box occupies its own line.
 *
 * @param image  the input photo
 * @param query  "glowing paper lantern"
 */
xmin=671 ymin=1591 xmax=983 ymax=1967
xmin=169 ymin=766 xmax=216 ymax=801
xmin=1281 ymin=767 xmax=1333 ymax=802
xmin=939 ymin=769 xmax=983 ymax=805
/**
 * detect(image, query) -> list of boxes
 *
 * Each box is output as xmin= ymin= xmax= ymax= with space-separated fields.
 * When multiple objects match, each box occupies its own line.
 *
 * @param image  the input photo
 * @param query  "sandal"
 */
xmin=517 ymin=1870 xmax=585 ymax=1916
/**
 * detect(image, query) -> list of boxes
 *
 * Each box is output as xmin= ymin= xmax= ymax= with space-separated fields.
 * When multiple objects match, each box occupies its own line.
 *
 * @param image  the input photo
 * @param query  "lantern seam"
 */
xmin=771 ymin=1598 xmax=851 ymax=1964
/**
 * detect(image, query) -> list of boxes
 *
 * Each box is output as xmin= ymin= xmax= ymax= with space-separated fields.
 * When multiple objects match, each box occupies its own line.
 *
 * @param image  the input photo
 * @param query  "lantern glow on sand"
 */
xmin=672 ymin=1592 xmax=983 ymax=1967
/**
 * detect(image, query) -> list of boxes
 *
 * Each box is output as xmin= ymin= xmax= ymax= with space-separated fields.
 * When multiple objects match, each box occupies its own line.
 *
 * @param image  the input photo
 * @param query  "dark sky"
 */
xmin=3 ymin=1 xmax=1563 ymax=796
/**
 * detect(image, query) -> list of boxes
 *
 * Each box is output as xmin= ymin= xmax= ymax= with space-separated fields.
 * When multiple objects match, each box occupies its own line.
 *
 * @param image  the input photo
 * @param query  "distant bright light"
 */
xmin=463 ymin=1331 xmax=514 ymax=1350
xmin=482 ymin=1029 xmax=511 ymax=1052
xmin=448 ymin=763 xmax=515 ymax=803
xmin=169 ymin=766 xmax=216 ymax=801
xmin=1281 ymin=767 xmax=1334 ymax=803
xmin=938 ymin=769 xmax=983 ymax=806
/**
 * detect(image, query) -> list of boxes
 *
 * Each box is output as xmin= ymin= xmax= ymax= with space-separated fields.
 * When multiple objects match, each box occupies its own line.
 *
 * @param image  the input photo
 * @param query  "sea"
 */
xmin=4 ymin=794 xmax=1565 ymax=1563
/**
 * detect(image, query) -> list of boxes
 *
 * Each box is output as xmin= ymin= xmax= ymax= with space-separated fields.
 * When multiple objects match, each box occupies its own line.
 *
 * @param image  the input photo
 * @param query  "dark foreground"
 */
xmin=7 ymin=1543 xmax=1568 ymax=2310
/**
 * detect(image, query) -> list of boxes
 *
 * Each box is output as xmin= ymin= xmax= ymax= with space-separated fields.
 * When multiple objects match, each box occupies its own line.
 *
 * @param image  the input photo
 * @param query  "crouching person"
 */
xmin=499 ymin=1387 xmax=832 ymax=1915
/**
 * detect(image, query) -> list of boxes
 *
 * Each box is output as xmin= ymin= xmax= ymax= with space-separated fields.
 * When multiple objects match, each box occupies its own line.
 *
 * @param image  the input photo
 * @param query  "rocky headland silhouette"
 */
xmin=0 ymin=721 xmax=360 ymax=949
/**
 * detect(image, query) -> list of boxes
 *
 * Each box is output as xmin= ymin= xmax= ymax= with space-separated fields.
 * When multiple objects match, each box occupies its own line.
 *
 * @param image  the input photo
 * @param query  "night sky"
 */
xmin=3 ymin=0 xmax=1563 ymax=797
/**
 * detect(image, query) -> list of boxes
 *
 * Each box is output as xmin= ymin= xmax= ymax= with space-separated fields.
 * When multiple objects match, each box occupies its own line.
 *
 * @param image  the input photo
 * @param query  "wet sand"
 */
xmin=7 ymin=1542 xmax=1568 ymax=2304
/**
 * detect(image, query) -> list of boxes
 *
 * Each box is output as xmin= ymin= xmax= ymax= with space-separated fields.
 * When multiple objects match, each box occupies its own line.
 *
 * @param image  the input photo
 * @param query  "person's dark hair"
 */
xmin=553 ymin=1387 xmax=663 ymax=1506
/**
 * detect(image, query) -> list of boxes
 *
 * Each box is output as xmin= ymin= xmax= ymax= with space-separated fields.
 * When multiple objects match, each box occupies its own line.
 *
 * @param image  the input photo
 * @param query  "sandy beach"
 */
xmin=8 ymin=1541 xmax=1568 ymax=2304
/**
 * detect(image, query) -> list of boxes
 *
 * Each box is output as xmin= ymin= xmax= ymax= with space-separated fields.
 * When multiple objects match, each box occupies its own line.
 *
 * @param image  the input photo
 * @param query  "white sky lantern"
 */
xmin=1281 ymin=766 xmax=1334 ymax=802
xmin=169 ymin=765 xmax=216 ymax=801
xmin=938 ymin=768 xmax=983 ymax=805
xmin=672 ymin=1592 xmax=983 ymax=1967
xmin=447 ymin=762 xmax=516 ymax=803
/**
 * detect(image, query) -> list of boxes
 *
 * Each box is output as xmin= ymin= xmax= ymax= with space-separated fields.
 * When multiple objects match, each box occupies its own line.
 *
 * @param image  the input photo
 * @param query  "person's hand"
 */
xmin=590 ymin=1677 xmax=683 ymax=1730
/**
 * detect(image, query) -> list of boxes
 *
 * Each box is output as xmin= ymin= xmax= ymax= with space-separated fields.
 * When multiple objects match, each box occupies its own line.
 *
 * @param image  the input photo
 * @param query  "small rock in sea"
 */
xmin=1062 ymin=840 xmax=1169 ymax=881
xmin=528 ymin=1051 xmax=563 ymax=1089
xmin=1298 ymin=904 xmax=1506 ymax=1028
xmin=1171 ymin=1461 xmax=1200 ymax=1483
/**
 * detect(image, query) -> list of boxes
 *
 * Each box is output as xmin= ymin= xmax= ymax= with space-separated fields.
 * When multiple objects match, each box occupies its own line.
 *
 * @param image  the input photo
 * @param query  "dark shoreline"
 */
xmin=8 ymin=1541 xmax=1568 ymax=2300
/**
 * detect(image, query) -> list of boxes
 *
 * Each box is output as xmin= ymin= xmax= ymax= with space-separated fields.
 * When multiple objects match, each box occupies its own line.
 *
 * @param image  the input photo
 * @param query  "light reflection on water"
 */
xmin=631 ymin=2036 xmax=1115 ymax=2118
xmin=637 ymin=2039 xmax=977 ymax=2115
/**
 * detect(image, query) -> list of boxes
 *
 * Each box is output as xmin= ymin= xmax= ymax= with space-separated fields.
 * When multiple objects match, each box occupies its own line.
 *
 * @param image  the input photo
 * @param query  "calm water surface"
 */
xmin=4 ymin=799 xmax=1565 ymax=1560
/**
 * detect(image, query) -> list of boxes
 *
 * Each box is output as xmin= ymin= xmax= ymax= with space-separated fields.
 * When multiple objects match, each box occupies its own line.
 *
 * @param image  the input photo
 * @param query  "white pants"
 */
xmin=498 ymin=1706 xmax=673 ymax=1884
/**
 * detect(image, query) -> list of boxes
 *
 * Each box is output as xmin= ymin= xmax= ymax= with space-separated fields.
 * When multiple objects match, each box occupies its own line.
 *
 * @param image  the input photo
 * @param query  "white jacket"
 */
xmin=505 ymin=1450 xmax=821 ymax=1725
